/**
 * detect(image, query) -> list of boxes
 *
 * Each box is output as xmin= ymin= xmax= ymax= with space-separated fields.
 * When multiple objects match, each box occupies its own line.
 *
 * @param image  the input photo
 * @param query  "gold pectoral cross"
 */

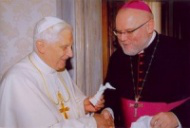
xmin=57 ymin=91 xmax=70 ymax=119
xmin=59 ymin=102 xmax=69 ymax=119
xmin=129 ymin=97 xmax=143 ymax=117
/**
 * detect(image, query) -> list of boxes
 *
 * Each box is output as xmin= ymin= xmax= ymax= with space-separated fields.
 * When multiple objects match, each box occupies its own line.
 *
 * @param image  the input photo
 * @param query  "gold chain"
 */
xmin=57 ymin=73 xmax=71 ymax=102
xmin=28 ymin=55 xmax=71 ymax=105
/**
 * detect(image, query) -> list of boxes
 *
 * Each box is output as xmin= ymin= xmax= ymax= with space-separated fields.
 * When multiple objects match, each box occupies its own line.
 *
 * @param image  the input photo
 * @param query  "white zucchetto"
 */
xmin=36 ymin=16 xmax=67 ymax=34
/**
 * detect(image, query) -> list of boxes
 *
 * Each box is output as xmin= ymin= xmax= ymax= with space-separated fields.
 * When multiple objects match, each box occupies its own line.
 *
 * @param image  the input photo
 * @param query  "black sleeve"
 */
xmin=172 ymin=99 xmax=190 ymax=127
xmin=171 ymin=40 xmax=190 ymax=127
xmin=103 ymin=53 xmax=125 ymax=127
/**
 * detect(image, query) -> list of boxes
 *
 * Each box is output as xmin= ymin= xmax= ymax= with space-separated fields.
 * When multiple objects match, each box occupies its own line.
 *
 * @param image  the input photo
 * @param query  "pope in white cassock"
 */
xmin=0 ymin=17 xmax=114 ymax=128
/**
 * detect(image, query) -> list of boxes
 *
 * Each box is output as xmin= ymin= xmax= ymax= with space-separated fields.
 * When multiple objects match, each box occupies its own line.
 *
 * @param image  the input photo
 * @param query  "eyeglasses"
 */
xmin=113 ymin=19 xmax=152 ymax=37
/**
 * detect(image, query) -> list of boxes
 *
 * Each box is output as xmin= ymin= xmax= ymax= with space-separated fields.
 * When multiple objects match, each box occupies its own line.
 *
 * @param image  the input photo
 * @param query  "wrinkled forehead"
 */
xmin=116 ymin=8 xmax=149 ymax=23
xmin=115 ymin=8 xmax=152 ymax=31
xmin=117 ymin=8 xmax=151 ymax=20
xmin=58 ymin=28 xmax=73 ymax=42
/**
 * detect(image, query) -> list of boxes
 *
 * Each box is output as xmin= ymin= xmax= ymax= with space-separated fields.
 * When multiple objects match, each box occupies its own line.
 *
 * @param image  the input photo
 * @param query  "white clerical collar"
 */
xmin=30 ymin=52 xmax=56 ymax=74
xmin=146 ymin=31 xmax=156 ymax=48
xmin=138 ymin=31 xmax=156 ymax=54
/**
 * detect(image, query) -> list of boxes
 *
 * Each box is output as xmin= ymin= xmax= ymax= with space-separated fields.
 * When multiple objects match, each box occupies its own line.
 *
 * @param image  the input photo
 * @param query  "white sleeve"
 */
xmin=174 ymin=114 xmax=182 ymax=128
xmin=103 ymin=107 xmax=115 ymax=119
xmin=50 ymin=79 xmax=97 ymax=128
xmin=50 ymin=115 xmax=97 ymax=128
xmin=71 ymin=80 xmax=87 ymax=115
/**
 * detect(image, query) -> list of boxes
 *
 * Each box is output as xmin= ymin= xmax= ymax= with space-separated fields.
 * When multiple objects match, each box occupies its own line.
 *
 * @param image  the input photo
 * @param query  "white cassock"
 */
xmin=0 ymin=52 xmax=97 ymax=128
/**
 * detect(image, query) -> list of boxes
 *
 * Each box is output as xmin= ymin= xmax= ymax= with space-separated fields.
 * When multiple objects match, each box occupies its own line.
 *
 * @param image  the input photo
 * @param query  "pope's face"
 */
xmin=44 ymin=28 xmax=73 ymax=71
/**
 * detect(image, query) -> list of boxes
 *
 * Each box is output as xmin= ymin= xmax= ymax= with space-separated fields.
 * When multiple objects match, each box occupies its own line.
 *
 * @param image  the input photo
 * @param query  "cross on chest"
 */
xmin=130 ymin=101 xmax=143 ymax=117
xmin=57 ymin=91 xmax=70 ymax=119
xmin=59 ymin=102 xmax=70 ymax=119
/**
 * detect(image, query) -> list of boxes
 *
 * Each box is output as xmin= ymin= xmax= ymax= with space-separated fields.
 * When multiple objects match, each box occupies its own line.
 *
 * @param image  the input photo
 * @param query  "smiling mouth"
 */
xmin=122 ymin=43 xmax=131 ymax=47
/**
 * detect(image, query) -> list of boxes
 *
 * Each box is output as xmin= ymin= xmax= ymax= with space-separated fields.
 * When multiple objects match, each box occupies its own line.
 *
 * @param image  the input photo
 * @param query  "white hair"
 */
xmin=33 ymin=17 xmax=72 ymax=51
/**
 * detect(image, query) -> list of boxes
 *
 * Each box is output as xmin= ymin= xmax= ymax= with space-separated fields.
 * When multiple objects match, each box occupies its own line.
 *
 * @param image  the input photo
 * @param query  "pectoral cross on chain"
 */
xmin=59 ymin=102 xmax=70 ymax=119
xmin=57 ymin=91 xmax=70 ymax=119
xmin=129 ymin=97 xmax=143 ymax=117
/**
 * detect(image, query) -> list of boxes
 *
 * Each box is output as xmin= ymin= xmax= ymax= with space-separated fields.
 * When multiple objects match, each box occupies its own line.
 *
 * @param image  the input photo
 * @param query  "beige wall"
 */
xmin=148 ymin=1 xmax=161 ymax=33
xmin=0 ymin=0 xmax=57 ymax=80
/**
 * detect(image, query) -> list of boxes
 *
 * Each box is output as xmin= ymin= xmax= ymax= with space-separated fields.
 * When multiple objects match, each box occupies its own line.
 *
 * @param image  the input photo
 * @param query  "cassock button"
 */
xmin=139 ymin=53 xmax=144 ymax=57
xmin=138 ymin=87 xmax=143 ymax=90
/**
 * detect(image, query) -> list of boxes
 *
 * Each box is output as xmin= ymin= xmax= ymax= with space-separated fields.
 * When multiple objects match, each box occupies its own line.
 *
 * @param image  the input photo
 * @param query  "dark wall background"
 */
xmin=162 ymin=0 xmax=190 ymax=41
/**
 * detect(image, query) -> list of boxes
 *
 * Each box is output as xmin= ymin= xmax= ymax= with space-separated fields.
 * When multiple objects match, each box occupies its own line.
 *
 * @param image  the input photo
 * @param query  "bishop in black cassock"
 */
xmin=104 ymin=1 xmax=190 ymax=127
xmin=104 ymin=32 xmax=190 ymax=127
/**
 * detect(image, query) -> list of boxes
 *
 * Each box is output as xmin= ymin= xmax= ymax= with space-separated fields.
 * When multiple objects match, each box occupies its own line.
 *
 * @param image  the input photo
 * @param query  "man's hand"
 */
xmin=150 ymin=112 xmax=179 ymax=128
xmin=101 ymin=109 xmax=114 ymax=127
xmin=93 ymin=112 xmax=114 ymax=128
xmin=84 ymin=96 xmax=105 ymax=113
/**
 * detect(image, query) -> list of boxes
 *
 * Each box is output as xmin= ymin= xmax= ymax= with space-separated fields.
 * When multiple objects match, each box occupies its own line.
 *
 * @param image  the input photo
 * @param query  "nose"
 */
xmin=118 ymin=33 xmax=128 ymax=42
xmin=66 ymin=47 xmax=73 ymax=58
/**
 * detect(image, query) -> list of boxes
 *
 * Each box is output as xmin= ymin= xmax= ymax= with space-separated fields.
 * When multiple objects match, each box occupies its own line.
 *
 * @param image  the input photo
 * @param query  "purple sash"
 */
xmin=121 ymin=97 xmax=189 ymax=128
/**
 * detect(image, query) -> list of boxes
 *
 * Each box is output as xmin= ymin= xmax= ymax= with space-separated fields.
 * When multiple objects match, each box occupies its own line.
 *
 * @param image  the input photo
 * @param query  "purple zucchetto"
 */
xmin=122 ymin=0 xmax=152 ymax=13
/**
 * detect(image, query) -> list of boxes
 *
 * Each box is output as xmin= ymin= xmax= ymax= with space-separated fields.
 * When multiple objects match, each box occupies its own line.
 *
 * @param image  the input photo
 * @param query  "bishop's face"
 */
xmin=115 ymin=9 xmax=153 ymax=56
xmin=43 ymin=28 xmax=73 ymax=71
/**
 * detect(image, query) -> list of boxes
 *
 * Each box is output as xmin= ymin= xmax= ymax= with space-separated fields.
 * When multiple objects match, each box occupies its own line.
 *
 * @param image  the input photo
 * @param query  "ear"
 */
xmin=36 ymin=41 xmax=46 ymax=54
xmin=147 ymin=19 xmax=155 ymax=34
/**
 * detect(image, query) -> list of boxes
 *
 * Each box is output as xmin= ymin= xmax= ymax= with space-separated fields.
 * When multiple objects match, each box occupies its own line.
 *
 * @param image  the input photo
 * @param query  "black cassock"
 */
xmin=104 ymin=32 xmax=190 ymax=128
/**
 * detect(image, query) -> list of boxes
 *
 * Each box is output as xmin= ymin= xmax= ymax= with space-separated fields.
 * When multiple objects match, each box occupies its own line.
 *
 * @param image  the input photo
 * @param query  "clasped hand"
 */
xmin=84 ymin=96 xmax=114 ymax=128
xmin=150 ymin=112 xmax=179 ymax=128
xmin=84 ymin=95 xmax=105 ymax=113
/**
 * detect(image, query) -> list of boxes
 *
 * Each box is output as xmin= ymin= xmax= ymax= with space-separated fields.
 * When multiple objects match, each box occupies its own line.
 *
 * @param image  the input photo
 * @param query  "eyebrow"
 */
xmin=116 ymin=18 xmax=152 ymax=33
xmin=128 ymin=19 xmax=151 ymax=33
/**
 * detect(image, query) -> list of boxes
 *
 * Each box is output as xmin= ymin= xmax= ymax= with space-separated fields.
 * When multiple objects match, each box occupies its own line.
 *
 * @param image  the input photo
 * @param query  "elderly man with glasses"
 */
xmin=104 ymin=0 xmax=190 ymax=128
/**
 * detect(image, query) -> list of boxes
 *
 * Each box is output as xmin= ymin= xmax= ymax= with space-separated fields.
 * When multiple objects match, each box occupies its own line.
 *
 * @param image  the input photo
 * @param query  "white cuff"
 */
xmin=174 ymin=114 xmax=182 ymax=128
xmin=103 ymin=107 xmax=114 ymax=119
